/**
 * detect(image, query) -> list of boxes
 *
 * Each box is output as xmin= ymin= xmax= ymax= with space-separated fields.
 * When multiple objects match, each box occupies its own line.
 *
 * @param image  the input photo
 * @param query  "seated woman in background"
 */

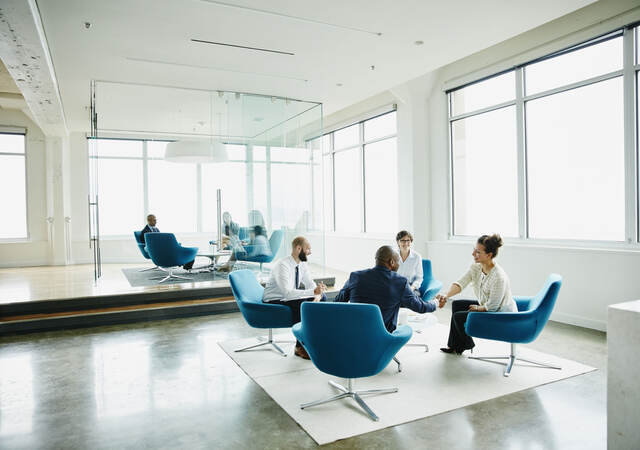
xmin=436 ymin=234 xmax=517 ymax=355
xmin=395 ymin=230 xmax=423 ymax=295
xmin=218 ymin=225 xmax=271 ymax=272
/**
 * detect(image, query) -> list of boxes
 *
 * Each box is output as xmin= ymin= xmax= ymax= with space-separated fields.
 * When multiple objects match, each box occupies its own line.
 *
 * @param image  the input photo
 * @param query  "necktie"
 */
xmin=295 ymin=265 xmax=299 ymax=289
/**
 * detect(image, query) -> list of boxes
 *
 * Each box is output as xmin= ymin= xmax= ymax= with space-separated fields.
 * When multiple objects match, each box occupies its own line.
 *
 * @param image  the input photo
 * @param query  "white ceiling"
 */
xmin=32 ymin=0 xmax=594 ymax=132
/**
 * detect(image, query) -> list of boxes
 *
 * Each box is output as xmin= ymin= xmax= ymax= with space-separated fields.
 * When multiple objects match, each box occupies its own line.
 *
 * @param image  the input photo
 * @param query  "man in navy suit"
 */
xmin=334 ymin=245 xmax=444 ymax=332
xmin=141 ymin=214 xmax=194 ymax=270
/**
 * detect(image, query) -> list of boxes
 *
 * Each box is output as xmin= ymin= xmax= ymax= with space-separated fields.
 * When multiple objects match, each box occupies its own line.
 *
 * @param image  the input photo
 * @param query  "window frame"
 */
xmin=0 ymin=131 xmax=29 ymax=241
xmin=446 ymin=25 xmax=640 ymax=249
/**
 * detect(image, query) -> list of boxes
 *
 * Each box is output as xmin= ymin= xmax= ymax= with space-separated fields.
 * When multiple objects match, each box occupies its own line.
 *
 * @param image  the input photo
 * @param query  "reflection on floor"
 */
xmin=0 ymin=307 xmax=606 ymax=449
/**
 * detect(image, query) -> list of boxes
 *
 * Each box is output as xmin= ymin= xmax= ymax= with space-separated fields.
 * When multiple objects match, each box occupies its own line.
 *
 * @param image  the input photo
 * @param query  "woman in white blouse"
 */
xmin=395 ymin=230 xmax=423 ymax=294
xmin=436 ymin=234 xmax=517 ymax=354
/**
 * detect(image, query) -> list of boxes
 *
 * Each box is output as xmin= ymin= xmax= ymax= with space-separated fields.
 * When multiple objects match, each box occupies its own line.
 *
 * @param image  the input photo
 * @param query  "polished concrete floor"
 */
xmin=0 ymin=307 xmax=606 ymax=449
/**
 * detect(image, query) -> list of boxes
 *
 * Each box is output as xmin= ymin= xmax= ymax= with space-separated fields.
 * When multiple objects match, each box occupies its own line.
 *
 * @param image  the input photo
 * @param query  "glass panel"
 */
xmin=451 ymin=106 xmax=518 ymax=237
xmin=311 ymin=148 xmax=323 ymax=231
xmin=333 ymin=124 xmax=359 ymax=149
xmin=147 ymin=141 xmax=168 ymax=158
xmin=252 ymin=162 xmax=268 ymax=228
xmin=451 ymin=71 xmax=515 ymax=116
xmin=0 ymin=133 xmax=25 ymax=154
xmin=527 ymin=77 xmax=624 ymax=241
xmin=365 ymin=138 xmax=397 ymax=233
xmin=96 ymin=139 xmax=142 ymax=157
xmin=364 ymin=111 xmax=397 ymax=141
xmin=0 ymin=155 xmax=27 ymax=238
xmin=270 ymin=162 xmax=312 ymax=230
xmin=147 ymin=160 xmax=198 ymax=232
xmin=334 ymin=148 xmax=361 ymax=232
xmin=271 ymin=146 xmax=310 ymax=163
xmin=202 ymin=162 xmax=247 ymax=233
xmin=323 ymin=154 xmax=334 ymax=231
xmin=253 ymin=145 xmax=266 ymax=161
xmin=225 ymin=144 xmax=246 ymax=161
xmin=96 ymin=159 xmax=144 ymax=236
xmin=525 ymin=37 xmax=622 ymax=95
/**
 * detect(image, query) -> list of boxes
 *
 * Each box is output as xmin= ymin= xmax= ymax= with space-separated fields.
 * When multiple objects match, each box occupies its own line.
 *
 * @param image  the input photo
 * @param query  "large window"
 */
xmin=315 ymin=110 xmax=398 ymax=233
xmin=448 ymin=28 xmax=635 ymax=243
xmin=0 ymin=133 xmax=27 ymax=239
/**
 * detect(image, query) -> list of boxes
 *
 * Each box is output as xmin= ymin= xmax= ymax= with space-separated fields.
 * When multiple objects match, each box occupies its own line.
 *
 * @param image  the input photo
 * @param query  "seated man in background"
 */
xmin=334 ymin=245 xmax=445 ymax=333
xmin=141 ymin=214 xmax=159 ymax=238
xmin=262 ymin=236 xmax=326 ymax=359
xmin=141 ymin=214 xmax=194 ymax=271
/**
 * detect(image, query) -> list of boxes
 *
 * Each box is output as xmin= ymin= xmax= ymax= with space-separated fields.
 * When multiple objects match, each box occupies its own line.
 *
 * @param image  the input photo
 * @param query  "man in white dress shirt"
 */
xmin=263 ymin=236 xmax=326 ymax=359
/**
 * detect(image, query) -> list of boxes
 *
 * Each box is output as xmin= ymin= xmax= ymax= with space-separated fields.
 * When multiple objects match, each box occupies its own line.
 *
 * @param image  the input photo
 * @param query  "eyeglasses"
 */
xmin=398 ymin=239 xmax=412 ymax=243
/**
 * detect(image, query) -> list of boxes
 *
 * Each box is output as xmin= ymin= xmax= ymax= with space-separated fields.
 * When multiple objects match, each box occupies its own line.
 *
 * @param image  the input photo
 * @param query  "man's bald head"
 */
xmin=375 ymin=245 xmax=399 ymax=271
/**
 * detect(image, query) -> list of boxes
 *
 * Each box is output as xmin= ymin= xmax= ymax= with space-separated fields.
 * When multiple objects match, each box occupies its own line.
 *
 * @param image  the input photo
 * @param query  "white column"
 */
xmin=45 ymin=135 xmax=71 ymax=265
xmin=607 ymin=300 xmax=640 ymax=449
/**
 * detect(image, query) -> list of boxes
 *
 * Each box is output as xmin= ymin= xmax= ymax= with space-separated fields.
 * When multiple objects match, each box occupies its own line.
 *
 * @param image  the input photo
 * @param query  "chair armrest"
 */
xmin=391 ymin=324 xmax=413 ymax=341
xmin=292 ymin=322 xmax=304 ymax=344
xmin=465 ymin=311 xmax=538 ymax=343
xmin=421 ymin=279 xmax=443 ymax=301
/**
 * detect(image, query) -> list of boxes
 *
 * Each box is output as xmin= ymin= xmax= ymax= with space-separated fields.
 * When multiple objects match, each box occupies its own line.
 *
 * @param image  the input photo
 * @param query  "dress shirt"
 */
xmin=396 ymin=248 xmax=423 ymax=290
xmin=263 ymin=255 xmax=317 ymax=302
xmin=141 ymin=224 xmax=159 ymax=239
xmin=334 ymin=265 xmax=437 ymax=333
xmin=453 ymin=263 xmax=517 ymax=312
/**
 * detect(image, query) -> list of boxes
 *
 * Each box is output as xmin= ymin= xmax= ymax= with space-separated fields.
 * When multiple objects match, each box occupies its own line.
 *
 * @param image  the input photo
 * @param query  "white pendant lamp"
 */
xmin=164 ymin=140 xmax=228 ymax=163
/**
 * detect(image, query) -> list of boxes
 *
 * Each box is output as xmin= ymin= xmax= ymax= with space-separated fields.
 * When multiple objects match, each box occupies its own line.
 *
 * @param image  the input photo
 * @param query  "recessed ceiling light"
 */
xmin=254 ymin=117 xmax=263 ymax=122
xmin=84 ymin=21 xmax=92 ymax=29
xmin=336 ymin=83 xmax=343 ymax=87
xmin=414 ymin=40 xmax=424 ymax=46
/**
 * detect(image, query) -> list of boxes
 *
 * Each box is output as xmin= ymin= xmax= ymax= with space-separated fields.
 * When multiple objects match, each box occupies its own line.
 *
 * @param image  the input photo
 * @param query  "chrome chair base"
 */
xmin=300 ymin=378 xmax=398 ymax=422
xmin=138 ymin=265 xmax=160 ymax=272
xmin=151 ymin=267 xmax=193 ymax=283
xmin=235 ymin=328 xmax=290 ymax=357
xmin=393 ymin=343 xmax=429 ymax=372
xmin=469 ymin=343 xmax=562 ymax=377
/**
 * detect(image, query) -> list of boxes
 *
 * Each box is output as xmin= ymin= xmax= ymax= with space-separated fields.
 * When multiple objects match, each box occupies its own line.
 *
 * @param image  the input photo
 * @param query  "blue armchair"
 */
xmin=229 ymin=270 xmax=294 ymax=357
xmin=236 ymin=229 xmax=284 ymax=272
xmin=293 ymin=302 xmax=412 ymax=421
xmin=133 ymin=231 xmax=159 ymax=272
xmin=418 ymin=259 xmax=443 ymax=301
xmin=144 ymin=233 xmax=198 ymax=283
xmin=465 ymin=274 xmax=563 ymax=377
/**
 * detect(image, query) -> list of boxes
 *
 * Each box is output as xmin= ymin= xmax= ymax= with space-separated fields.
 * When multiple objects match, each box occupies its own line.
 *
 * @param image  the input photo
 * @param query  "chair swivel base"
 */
xmin=469 ymin=343 xmax=561 ymax=377
xmin=138 ymin=265 xmax=160 ymax=272
xmin=300 ymin=378 xmax=398 ymax=422
xmin=150 ymin=267 xmax=193 ymax=283
xmin=393 ymin=343 xmax=429 ymax=372
xmin=235 ymin=328 xmax=291 ymax=357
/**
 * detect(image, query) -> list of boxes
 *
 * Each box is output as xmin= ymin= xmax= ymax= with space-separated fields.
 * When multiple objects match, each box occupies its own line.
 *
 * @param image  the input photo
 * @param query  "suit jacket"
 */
xmin=141 ymin=224 xmax=159 ymax=240
xmin=334 ymin=265 xmax=436 ymax=332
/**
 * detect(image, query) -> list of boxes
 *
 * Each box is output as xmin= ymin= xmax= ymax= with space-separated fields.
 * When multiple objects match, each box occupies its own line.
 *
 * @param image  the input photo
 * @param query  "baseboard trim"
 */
xmin=551 ymin=312 xmax=606 ymax=332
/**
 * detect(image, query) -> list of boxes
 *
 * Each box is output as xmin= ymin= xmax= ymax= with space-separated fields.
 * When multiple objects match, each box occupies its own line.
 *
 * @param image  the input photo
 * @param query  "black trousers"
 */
xmin=270 ymin=294 xmax=327 ymax=346
xmin=447 ymin=299 xmax=480 ymax=352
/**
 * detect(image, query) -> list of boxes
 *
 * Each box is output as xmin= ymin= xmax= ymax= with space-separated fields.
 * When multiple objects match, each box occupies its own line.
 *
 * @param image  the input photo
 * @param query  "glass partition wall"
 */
xmin=89 ymin=81 xmax=325 ymax=281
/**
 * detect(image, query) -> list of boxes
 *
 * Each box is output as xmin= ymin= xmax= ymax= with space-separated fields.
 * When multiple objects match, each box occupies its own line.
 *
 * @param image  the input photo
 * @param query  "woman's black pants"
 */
xmin=447 ymin=299 xmax=480 ymax=352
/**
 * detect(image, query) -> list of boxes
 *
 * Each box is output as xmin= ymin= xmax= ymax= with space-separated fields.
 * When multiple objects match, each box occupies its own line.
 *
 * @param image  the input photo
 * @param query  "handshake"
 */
xmin=435 ymin=293 xmax=448 ymax=309
xmin=313 ymin=282 xmax=327 ymax=302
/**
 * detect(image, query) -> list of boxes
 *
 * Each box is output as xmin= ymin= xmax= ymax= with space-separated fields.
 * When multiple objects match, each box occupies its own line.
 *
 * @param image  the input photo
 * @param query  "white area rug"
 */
xmin=219 ymin=323 xmax=595 ymax=445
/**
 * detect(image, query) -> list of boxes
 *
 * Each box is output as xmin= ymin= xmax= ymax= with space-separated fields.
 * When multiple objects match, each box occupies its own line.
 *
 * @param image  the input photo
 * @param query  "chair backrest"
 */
xmin=133 ymin=230 xmax=145 ymax=244
xmin=419 ymin=259 xmax=434 ymax=295
xmin=238 ymin=227 xmax=250 ymax=241
xmin=526 ymin=273 xmax=562 ymax=340
xmin=144 ymin=233 xmax=181 ymax=267
xmin=269 ymin=230 xmax=284 ymax=256
xmin=229 ymin=270 xmax=265 ymax=306
xmin=299 ymin=302 xmax=400 ymax=379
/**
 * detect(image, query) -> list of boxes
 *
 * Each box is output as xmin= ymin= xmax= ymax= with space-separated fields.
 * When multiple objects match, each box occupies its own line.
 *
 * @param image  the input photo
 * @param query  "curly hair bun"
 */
xmin=478 ymin=234 xmax=503 ymax=257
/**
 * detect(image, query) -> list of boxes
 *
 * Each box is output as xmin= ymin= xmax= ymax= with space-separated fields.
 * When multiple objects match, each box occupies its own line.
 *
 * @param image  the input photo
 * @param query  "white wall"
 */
xmin=0 ymin=109 xmax=49 ymax=267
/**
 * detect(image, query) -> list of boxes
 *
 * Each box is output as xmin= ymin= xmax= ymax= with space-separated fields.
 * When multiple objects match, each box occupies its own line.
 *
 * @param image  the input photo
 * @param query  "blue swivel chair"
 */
xmin=236 ymin=229 xmax=284 ymax=272
xmin=133 ymin=231 xmax=159 ymax=272
xmin=418 ymin=259 xmax=443 ymax=301
xmin=144 ymin=233 xmax=198 ymax=283
xmin=293 ymin=302 xmax=412 ymax=421
xmin=465 ymin=274 xmax=563 ymax=377
xmin=229 ymin=270 xmax=294 ymax=357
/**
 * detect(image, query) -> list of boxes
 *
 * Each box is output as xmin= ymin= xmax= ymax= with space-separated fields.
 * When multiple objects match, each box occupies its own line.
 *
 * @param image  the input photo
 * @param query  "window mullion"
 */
xmin=515 ymin=67 xmax=527 ymax=239
xmin=361 ymin=123 xmax=366 ymax=233
xmin=622 ymin=27 xmax=637 ymax=243
xmin=142 ymin=141 xmax=149 ymax=218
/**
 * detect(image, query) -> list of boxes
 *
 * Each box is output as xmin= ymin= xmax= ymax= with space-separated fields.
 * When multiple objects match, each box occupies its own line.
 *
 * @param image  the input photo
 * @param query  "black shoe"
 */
xmin=440 ymin=347 xmax=463 ymax=355
xmin=183 ymin=260 xmax=194 ymax=270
